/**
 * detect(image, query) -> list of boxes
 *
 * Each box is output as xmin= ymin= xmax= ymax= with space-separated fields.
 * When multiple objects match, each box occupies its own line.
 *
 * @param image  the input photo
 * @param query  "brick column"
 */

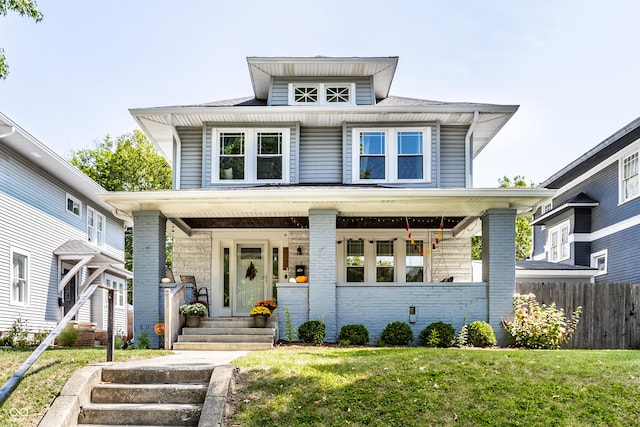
xmin=481 ymin=208 xmax=516 ymax=345
xmin=308 ymin=209 xmax=337 ymax=341
xmin=133 ymin=210 xmax=166 ymax=349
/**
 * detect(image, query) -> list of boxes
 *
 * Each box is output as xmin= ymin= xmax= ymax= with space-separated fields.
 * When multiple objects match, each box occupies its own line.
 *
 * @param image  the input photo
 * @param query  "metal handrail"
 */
xmin=0 ymin=283 xmax=114 ymax=404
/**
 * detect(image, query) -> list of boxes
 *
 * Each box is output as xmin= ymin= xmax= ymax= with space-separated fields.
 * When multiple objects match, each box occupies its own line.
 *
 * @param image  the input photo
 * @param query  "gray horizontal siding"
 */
xmin=591 ymin=223 xmax=640 ymax=283
xmin=299 ymin=127 xmax=342 ymax=184
xmin=177 ymin=127 xmax=203 ymax=189
xmin=440 ymin=125 xmax=468 ymax=188
xmin=270 ymin=77 xmax=373 ymax=106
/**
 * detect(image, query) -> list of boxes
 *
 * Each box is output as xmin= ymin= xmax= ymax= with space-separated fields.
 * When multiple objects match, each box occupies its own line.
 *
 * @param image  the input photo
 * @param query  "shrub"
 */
xmin=179 ymin=303 xmax=208 ymax=317
xmin=380 ymin=321 xmax=414 ymax=346
xmin=467 ymin=321 xmax=497 ymax=347
xmin=298 ymin=320 xmax=325 ymax=345
xmin=57 ymin=325 xmax=79 ymax=347
xmin=338 ymin=324 xmax=369 ymax=345
xmin=502 ymin=293 xmax=582 ymax=349
xmin=136 ymin=331 xmax=151 ymax=349
xmin=418 ymin=322 xmax=455 ymax=347
xmin=457 ymin=322 xmax=469 ymax=347
xmin=283 ymin=306 xmax=297 ymax=342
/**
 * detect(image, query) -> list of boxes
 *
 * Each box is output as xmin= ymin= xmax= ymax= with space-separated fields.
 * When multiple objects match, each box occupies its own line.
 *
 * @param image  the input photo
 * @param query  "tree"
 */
xmin=472 ymin=175 xmax=535 ymax=261
xmin=0 ymin=0 xmax=44 ymax=79
xmin=70 ymin=131 xmax=172 ymax=301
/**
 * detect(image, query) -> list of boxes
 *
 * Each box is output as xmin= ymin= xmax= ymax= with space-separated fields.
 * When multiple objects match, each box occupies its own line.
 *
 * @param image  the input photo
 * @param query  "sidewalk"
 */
xmin=115 ymin=350 xmax=251 ymax=367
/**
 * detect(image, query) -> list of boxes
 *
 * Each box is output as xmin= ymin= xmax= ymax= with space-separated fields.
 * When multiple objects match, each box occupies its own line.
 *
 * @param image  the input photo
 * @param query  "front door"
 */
xmin=62 ymin=269 xmax=77 ymax=317
xmin=233 ymin=243 xmax=267 ymax=316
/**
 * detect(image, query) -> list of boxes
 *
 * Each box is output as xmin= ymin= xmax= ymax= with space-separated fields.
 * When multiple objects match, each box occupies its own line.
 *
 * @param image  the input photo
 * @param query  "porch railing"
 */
xmin=164 ymin=282 xmax=186 ymax=350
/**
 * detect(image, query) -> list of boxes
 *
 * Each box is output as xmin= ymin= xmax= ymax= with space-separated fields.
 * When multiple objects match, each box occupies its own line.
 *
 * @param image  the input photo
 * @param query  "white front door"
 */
xmin=233 ymin=243 xmax=267 ymax=316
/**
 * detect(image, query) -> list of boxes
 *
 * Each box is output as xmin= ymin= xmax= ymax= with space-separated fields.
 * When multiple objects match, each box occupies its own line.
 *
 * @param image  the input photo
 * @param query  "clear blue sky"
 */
xmin=2 ymin=0 xmax=639 ymax=187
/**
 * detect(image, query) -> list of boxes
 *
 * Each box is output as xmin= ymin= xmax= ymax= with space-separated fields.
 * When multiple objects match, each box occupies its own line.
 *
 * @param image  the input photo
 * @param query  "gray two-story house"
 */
xmin=531 ymin=116 xmax=640 ymax=283
xmin=101 ymin=56 xmax=552 ymax=346
xmin=0 ymin=113 xmax=130 ymax=342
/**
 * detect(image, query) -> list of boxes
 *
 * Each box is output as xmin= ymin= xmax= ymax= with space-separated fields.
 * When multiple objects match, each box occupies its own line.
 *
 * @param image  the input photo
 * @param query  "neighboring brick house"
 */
xmin=530 ymin=116 xmax=640 ymax=283
xmin=0 ymin=113 xmax=131 ymax=342
xmin=100 ymin=56 xmax=552 ymax=346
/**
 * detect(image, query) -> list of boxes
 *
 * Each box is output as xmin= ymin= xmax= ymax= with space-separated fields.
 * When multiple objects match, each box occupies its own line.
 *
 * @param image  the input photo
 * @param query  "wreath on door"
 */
xmin=245 ymin=261 xmax=257 ymax=280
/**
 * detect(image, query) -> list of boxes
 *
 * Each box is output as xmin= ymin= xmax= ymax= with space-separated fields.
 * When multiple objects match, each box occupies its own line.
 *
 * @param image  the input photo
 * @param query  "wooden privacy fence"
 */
xmin=516 ymin=282 xmax=640 ymax=349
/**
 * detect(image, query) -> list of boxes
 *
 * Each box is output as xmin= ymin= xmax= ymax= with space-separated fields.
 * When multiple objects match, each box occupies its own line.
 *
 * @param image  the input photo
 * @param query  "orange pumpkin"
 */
xmin=296 ymin=275 xmax=308 ymax=283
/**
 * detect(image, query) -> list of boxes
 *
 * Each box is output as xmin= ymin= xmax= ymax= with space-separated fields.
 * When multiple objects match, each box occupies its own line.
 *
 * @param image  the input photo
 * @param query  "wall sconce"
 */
xmin=297 ymin=246 xmax=302 ymax=255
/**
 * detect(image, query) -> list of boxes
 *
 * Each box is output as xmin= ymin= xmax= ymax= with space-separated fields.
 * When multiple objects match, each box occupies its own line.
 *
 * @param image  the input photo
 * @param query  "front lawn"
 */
xmin=227 ymin=346 xmax=640 ymax=426
xmin=0 ymin=347 xmax=169 ymax=426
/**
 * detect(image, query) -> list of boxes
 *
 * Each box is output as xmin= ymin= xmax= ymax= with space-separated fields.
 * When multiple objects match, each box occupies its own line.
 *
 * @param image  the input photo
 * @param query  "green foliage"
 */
xmin=179 ymin=302 xmax=208 ymax=317
xmin=136 ymin=331 xmax=151 ymax=349
xmin=380 ymin=321 xmax=414 ymax=346
xmin=298 ymin=320 xmax=325 ymax=345
xmin=283 ymin=306 xmax=297 ymax=342
xmin=503 ymin=293 xmax=582 ymax=349
xmin=466 ymin=321 xmax=497 ymax=347
xmin=5 ymin=317 xmax=30 ymax=348
xmin=418 ymin=322 xmax=455 ymax=347
xmin=456 ymin=320 xmax=469 ymax=346
xmin=56 ymin=326 xmax=78 ymax=347
xmin=338 ymin=324 xmax=369 ymax=345
xmin=0 ymin=0 xmax=43 ymax=79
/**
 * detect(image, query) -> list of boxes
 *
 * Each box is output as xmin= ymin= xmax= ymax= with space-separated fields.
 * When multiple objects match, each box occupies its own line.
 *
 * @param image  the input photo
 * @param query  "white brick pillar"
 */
xmin=481 ymin=208 xmax=516 ymax=345
xmin=308 ymin=209 xmax=337 ymax=341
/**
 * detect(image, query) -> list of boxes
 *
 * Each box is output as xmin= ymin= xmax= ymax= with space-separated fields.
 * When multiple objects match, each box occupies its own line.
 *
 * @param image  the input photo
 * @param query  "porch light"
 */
xmin=297 ymin=246 xmax=302 ymax=255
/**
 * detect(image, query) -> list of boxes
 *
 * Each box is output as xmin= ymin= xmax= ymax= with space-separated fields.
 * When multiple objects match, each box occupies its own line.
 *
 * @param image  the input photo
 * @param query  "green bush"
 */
xmin=57 ymin=326 xmax=78 ymax=347
xmin=466 ymin=321 xmax=497 ymax=347
xmin=298 ymin=320 xmax=325 ymax=345
xmin=380 ymin=321 xmax=414 ymax=346
xmin=338 ymin=324 xmax=369 ymax=345
xmin=418 ymin=322 xmax=455 ymax=347
xmin=503 ymin=293 xmax=582 ymax=349
xmin=136 ymin=331 xmax=151 ymax=349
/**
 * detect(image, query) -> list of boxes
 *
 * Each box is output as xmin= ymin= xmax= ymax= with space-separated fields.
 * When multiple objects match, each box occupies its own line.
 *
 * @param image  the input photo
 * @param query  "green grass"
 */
xmin=227 ymin=347 xmax=640 ymax=427
xmin=0 ymin=347 xmax=169 ymax=426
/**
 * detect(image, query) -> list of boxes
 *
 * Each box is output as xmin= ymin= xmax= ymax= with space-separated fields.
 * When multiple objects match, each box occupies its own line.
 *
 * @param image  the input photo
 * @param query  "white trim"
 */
xmin=10 ymin=247 xmax=30 ymax=307
xmin=288 ymin=82 xmax=356 ymax=106
xmin=590 ymin=249 xmax=608 ymax=276
xmin=565 ymin=214 xmax=640 ymax=242
xmin=87 ymin=206 xmax=106 ymax=247
xmin=619 ymin=148 xmax=640 ymax=205
xmin=547 ymin=220 xmax=570 ymax=262
xmin=66 ymin=193 xmax=82 ymax=217
xmin=540 ymin=200 xmax=552 ymax=214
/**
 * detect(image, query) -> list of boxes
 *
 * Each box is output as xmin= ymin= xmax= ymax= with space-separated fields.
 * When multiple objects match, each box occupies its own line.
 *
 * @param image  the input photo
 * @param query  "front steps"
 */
xmin=77 ymin=365 xmax=215 ymax=426
xmin=172 ymin=317 xmax=276 ymax=351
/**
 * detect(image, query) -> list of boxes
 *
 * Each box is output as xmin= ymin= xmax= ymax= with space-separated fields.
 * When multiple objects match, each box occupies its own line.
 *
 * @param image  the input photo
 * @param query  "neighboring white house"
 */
xmin=0 ymin=113 xmax=131 ymax=342
xmin=100 ymin=56 xmax=553 ymax=346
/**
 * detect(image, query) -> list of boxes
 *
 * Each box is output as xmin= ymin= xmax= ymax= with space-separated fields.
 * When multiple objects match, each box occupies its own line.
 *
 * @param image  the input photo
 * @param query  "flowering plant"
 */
xmin=249 ymin=306 xmax=272 ymax=317
xmin=179 ymin=302 xmax=208 ymax=317
xmin=254 ymin=299 xmax=277 ymax=311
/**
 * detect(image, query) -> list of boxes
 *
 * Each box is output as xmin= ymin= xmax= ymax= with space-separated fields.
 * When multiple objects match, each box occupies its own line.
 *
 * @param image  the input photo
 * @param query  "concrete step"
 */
xmin=177 ymin=334 xmax=273 ymax=343
xmin=91 ymin=383 xmax=208 ymax=404
xmin=78 ymin=403 xmax=201 ymax=426
xmin=172 ymin=341 xmax=273 ymax=351
xmin=101 ymin=366 xmax=213 ymax=384
xmin=182 ymin=326 xmax=275 ymax=336
xmin=200 ymin=319 xmax=276 ymax=328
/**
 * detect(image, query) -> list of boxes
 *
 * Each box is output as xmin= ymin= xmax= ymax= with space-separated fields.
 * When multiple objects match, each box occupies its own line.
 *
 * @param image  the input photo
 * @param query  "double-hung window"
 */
xmin=353 ymin=127 xmax=431 ymax=183
xmin=289 ymin=83 xmax=355 ymax=106
xmin=214 ymin=128 xmax=289 ymax=183
xmin=548 ymin=220 xmax=570 ymax=262
xmin=346 ymin=239 xmax=365 ymax=282
xmin=376 ymin=241 xmax=395 ymax=282
xmin=406 ymin=240 xmax=424 ymax=282
xmin=620 ymin=150 xmax=639 ymax=203
xmin=11 ymin=248 xmax=29 ymax=306
xmin=87 ymin=207 xmax=105 ymax=247
xmin=66 ymin=193 xmax=81 ymax=217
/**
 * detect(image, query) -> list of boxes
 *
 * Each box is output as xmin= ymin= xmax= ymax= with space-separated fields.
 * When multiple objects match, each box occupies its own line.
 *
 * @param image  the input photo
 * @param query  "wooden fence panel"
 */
xmin=515 ymin=282 xmax=640 ymax=349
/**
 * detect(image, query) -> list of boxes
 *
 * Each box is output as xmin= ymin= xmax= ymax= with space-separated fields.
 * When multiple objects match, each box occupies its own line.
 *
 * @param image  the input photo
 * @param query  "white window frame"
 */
xmin=87 ymin=207 xmax=106 ymax=247
xmin=288 ymin=83 xmax=356 ymax=106
xmin=547 ymin=220 xmax=570 ymax=262
xmin=352 ymin=127 xmax=432 ymax=183
xmin=106 ymin=276 xmax=126 ymax=308
xmin=211 ymin=128 xmax=290 ymax=184
xmin=10 ymin=247 xmax=30 ymax=306
xmin=619 ymin=148 xmax=640 ymax=204
xmin=66 ymin=193 xmax=82 ymax=217
xmin=540 ymin=200 xmax=552 ymax=215
xmin=590 ymin=249 xmax=608 ymax=276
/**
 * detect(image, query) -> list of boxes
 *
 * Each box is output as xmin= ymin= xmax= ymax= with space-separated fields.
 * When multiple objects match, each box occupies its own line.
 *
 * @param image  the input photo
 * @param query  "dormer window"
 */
xmin=288 ymin=83 xmax=355 ymax=106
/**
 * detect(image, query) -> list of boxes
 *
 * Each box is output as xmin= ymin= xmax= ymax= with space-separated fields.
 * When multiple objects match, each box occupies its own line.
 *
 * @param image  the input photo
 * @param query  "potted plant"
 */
xmin=179 ymin=302 xmax=208 ymax=327
xmin=254 ymin=299 xmax=277 ymax=312
xmin=249 ymin=306 xmax=272 ymax=328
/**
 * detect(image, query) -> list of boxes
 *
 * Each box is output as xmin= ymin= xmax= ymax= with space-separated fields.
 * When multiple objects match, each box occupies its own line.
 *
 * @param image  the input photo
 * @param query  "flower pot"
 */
xmin=185 ymin=316 xmax=201 ymax=328
xmin=253 ymin=315 xmax=269 ymax=328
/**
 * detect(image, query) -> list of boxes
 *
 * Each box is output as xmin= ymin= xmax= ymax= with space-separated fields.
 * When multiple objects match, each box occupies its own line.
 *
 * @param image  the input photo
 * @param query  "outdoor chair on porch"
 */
xmin=180 ymin=274 xmax=210 ymax=316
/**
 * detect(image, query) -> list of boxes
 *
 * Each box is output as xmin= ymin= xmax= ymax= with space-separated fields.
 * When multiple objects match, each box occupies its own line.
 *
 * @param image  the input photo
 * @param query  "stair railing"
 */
xmin=164 ymin=281 xmax=186 ymax=350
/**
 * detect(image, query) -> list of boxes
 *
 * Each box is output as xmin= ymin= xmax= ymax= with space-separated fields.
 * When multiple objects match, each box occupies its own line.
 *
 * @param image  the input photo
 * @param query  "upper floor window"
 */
xmin=10 ymin=248 xmax=29 ymax=306
xmin=352 ymin=127 xmax=431 ymax=183
xmin=620 ymin=150 xmax=639 ymax=203
xmin=66 ymin=193 xmax=81 ymax=217
xmin=590 ymin=249 xmax=608 ymax=276
xmin=87 ymin=207 xmax=105 ymax=247
xmin=540 ymin=200 xmax=553 ymax=215
xmin=213 ymin=128 xmax=290 ymax=183
xmin=548 ymin=220 xmax=570 ymax=262
xmin=288 ymin=83 xmax=356 ymax=106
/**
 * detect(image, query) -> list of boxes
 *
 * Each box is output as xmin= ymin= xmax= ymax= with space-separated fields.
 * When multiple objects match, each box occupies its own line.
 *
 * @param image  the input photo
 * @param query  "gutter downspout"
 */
xmin=465 ymin=111 xmax=479 ymax=188
xmin=0 ymin=126 xmax=16 ymax=139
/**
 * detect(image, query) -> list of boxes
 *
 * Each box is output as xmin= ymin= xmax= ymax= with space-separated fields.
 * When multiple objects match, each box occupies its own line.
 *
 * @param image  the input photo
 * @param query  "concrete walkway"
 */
xmin=116 ymin=350 xmax=251 ymax=367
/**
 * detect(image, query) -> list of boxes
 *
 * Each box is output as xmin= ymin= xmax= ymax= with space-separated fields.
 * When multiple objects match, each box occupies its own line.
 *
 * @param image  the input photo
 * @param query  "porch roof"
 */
xmin=98 ymin=186 xmax=555 ymax=226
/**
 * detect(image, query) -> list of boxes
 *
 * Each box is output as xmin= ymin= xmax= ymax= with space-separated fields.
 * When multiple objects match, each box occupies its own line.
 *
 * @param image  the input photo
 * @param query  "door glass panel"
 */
xmin=235 ymin=245 xmax=264 ymax=314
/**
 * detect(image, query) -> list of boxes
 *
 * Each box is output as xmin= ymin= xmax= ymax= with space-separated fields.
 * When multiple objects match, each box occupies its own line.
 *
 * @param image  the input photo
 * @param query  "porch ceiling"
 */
xmin=181 ymin=216 xmax=467 ymax=229
xmin=98 ymin=186 xmax=556 ymax=224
